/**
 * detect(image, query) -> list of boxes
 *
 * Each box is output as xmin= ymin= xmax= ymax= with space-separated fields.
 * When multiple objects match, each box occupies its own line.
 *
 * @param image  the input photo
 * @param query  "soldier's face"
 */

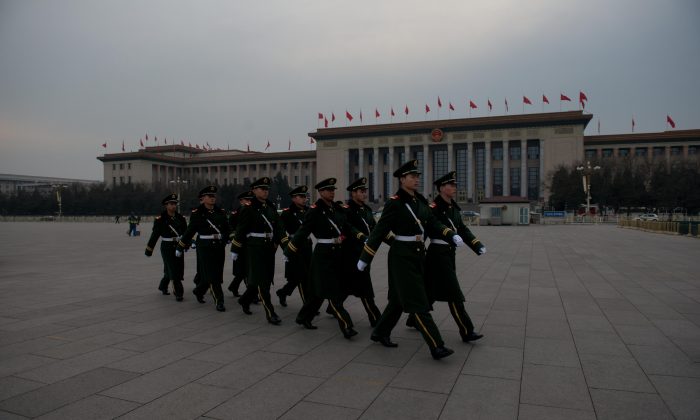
xmin=292 ymin=195 xmax=307 ymax=207
xmin=401 ymin=174 xmax=420 ymax=192
xmin=352 ymin=188 xmax=367 ymax=203
xmin=440 ymin=183 xmax=457 ymax=198
xmin=319 ymin=189 xmax=335 ymax=201
xmin=254 ymin=187 xmax=269 ymax=201
xmin=165 ymin=202 xmax=177 ymax=213
xmin=203 ymin=194 xmax=216 ymax=205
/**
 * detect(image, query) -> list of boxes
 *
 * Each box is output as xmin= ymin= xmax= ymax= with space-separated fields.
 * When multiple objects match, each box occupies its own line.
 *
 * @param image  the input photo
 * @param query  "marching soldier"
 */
xmin=342 ymin=177 xmax=389 ymax=327
xmin=145 ymin=193 xmax=187 ymax=301
xmin=227 ymin=190 xmax=253 ymax=297
xmin=176 ymin=186 xmax=230 ymax=312
xmin=276 ymin=185 xmax=312 ymax=307
xmin=285 ymin=178 xmax=362 ymax=338
xmin=424 ymin=172 xmax=485 ymax=342
xmin=357 ymin=160 xmax=465 ymax=360
xmin=230 ymin=177 xmax=288 ymax=325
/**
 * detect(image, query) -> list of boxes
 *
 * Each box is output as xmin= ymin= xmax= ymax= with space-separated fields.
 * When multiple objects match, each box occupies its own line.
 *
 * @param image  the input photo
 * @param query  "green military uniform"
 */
xmin=342 ymin=177 xmax=389 ymax=327
xmin=359 ymin=160 xmax=458 ymax=359
xmin=227 ymin=190 xmax=253 ymax=297
xmin=177 ymin=186 xmax=230 ymax=311
xmin=277 ymin=185 xmax=312 ymax=305
xmin=145 ymin=194 xmax=187 ymax=301
xmin=424 ymin=172 xmax=485 ymax=342
xmin=286 ymin=178 xmax=362 ymax=337
xmin=230 ymin=177 xmax=288 ymax=325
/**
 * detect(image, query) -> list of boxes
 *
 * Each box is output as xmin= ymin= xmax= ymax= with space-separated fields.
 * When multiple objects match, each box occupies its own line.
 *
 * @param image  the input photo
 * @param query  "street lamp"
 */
xmin=51 ymin=184 xmax=68 ymax=218
xmin=169 ymin=177 xmax=189 ymax=213
xmin=576 ymin=161 xmax=601 ymax=220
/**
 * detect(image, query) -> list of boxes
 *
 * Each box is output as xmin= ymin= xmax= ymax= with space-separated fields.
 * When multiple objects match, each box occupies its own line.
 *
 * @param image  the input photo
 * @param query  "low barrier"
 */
xmin=618 ymin=219 xmax=699 ymax=237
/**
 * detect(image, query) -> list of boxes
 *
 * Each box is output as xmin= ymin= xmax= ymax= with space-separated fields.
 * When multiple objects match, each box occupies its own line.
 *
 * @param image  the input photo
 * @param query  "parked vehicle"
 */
xmin=634 ymin=213 xmax=659 ymax=221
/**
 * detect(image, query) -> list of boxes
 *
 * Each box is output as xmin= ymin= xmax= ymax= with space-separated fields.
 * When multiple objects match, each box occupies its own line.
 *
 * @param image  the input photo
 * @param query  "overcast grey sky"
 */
xmin=1 ymin=0 xmax=698 ymax=180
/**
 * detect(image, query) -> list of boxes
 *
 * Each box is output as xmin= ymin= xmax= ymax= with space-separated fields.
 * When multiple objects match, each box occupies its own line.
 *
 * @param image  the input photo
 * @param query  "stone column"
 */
xmin=485 ymin=141 xmax=491 ymax=198
xmin=344 ymin=150 xmax=350 ymax=186
xmin=539 ymin=139 xmax=545 ymax=201
xmin=388 ymin=146 xmax=395 ymax=193
xmin=521 ymin=140 xmax=528 ymax=198
xmin=503 ymin=141 xmax=510 ymax=196
xmin=467 ymin=142 xmax=474 ymax=201
xmin=373 ymin=146 xmax=379 ymax=201
xmin=447 ymin=142 xmax=454 ymax=171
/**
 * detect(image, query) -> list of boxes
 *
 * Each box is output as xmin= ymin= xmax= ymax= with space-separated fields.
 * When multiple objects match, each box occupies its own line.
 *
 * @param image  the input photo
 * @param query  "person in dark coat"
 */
xmin=358 ymin=160 xmax=465 ymax=360
xmin=227 ymin=190 xmax=253 ymax=297
xmin=145 ymin=194 xmax=187 ymax=301
xmin=277 ymin=185 xmax=312 ymax=307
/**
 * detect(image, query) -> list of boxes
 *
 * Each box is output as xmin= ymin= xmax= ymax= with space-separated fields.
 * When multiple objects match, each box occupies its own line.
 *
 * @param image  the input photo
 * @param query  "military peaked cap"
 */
xmin=433 ymin=171 xmax=457 ymax=187
xmin=315 ymin=177 xmax=337 ymax=191
xmin=289 ymin=185 xmax=308 ymax=196
xmin=236 ymin=190 xmax=254 ymax=200
xmin=346 ymin=177 xmax=368 ymax=192
xmin=198 ymin=185 xmax=217 ymax=197
xmin=250 ymin=177 xmax=271 ymax=189
xmin=161 ymin=193 xmax=178 ymax=205
xmin=393 ymin=159 xmax=421 ymax=177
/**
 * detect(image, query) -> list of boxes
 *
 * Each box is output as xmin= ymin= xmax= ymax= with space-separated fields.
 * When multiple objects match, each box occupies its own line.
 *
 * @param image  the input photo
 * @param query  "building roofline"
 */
xmin=309 ymin=111 xmax=593 ymax=140
xmin=584 ymin=129 xmax=700 ymax=146
xmin=97 ymin=149 xmax=316 ymax=165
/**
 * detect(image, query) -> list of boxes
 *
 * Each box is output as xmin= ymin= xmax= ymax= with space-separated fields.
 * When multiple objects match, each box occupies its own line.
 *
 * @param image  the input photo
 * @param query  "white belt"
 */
xmin=429 ymin=238 xmax=450 ymax=245
xmin=199 ymin=234 xmax=222 ymax=240
xmin=247 ymin=232 xmax=273 ymax=239
xmin=394 ymin=234 xmax=423 ymax=242
xmin=316 ymin=238 xmax=342 ymax=244
xmin=161 ymin=237 xmax=177 ymax=242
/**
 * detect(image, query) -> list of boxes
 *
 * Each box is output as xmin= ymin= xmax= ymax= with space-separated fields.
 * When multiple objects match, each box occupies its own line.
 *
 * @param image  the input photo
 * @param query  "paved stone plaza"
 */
xmin=0 ymin=222 xmax=699 ymax=419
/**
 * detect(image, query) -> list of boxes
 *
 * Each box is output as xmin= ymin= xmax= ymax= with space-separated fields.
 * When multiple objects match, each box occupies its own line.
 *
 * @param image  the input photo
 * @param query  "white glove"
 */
xmin=478 ymin=247 xmax=487 ymax=255
xmin=282 ymin=256 xmax=289 ymax=263
xmin=190 ymin=242 xmax=196 ymax=249
xmin=453 ymin=234 xmax=464 ymax=247
xmin=230 ymin=252 xmax=238 ymax=261
xmin=175 ymin=250 xmax=183 ymax=258
xmin=357 ymin=260 xmax=368 ymax=271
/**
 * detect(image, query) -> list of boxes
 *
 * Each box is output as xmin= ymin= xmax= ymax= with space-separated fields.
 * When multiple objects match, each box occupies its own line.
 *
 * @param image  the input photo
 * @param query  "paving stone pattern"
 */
xmin=0 ymin=222 xmax=699 ymax=419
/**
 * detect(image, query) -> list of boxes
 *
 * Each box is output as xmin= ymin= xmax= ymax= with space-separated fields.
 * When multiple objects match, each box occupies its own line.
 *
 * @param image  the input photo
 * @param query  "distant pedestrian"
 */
xmin=127 ymin=212 xmax=139 ymax=236
xmin=114 ymin=215 xmax=120 ymax=224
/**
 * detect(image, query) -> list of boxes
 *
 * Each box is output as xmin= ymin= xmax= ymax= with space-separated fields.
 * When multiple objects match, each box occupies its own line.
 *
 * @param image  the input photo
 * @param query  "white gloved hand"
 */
xmin=190 ymin=242 xmax=196 ymax=249
xmin=478 ymin=247 xmax=487 ymax=255
xmin=175 ymin=250 xmax=183 ymax=258
xmin=282 ymin=256 xmax=289 ymax=263
xmin=357 ymin=260 xmax=368 ymax=271
xmin=453 ymin=234 xmax=465 ymax=247
xmin=231 ymin=252 xmax=238 ymax=261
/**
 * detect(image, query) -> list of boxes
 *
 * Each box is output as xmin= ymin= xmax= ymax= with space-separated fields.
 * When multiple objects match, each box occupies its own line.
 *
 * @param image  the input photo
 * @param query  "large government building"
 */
xmin=98 ymin=111 xmax=699 ymax=206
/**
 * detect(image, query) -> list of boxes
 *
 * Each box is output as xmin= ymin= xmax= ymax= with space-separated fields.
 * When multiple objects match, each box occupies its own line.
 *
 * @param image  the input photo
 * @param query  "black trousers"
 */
xmin=192 ymin=245 xmax=225 ymax=306
xmin=240 ymin=285 xmax=276 ymax=320
xmin=297 ymin=296 xmax=354 ymax=331
xmin=447 ymin=301 xmax=475 ymax=337
xmin=374 ymin=299 xmax=444 ymax=350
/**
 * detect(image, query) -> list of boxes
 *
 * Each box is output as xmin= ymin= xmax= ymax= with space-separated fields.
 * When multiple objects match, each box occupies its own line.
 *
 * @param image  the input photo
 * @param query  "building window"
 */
xmin=249 ymin=164 xmax=256 ymax=171
xmin=383 ymin=151 xmax=389 ymax=165
xmin=112 ymin=177 xmax=116 ymax=186
xmin=527 ymin=141 xmax=540 ymax=160
xmin=368 ymin=153 xmax=373 ymax=165
xmin=670 ymin=146 xmax=682 ymax=156
xmin=294 ymin=176 xmax=299 ymax=185
xmin=585 ymin=150 xmax=597 ymax=160
xmin=119 ymin=176 xmax=124 ymax=185
xmin=475 ymin=145 xmax=485 ymax=199
xmin=259 ymin=164 xmax=266 ymax=170
xmin=119 ymin=163 xmax=124 ymax=170
xmin=234 ymin=178 xmax=238 ymax=185
xmin=635 ymin=148 xmax=648 ymax=157
xmin=509 ymin=143 xmax=521 ymax=160
xmin=414 ymin=150 xmax=424 ymax=172
xmin=510 ymin=167 xmax=520 ymax=196
xmin=305 ymin=175 xmax=309 ymax=187
xmin=527 ymin=167 xmax=539 ymax=200
xmin=456 ymin=148 xmax=468 ymax=189
xmin=282 ymin=163 xmax=288 ymax=170
xmin=491 ymin=144 xmax=503 ymax=161
xmin=398 ymin=151 xmax=405 ymax=166
xmin=492 ymin=168 xmax=503 ymax=196
xmin=432 ymin=149 xmax=448 ymax=188
xmin=490 ymin=207 xmax=502 ymax=218
xmin=271 ymin=163 xmax=277 ymax=170
xmin=302 ymin=162 xmax=308 ymax=168
xmin=618 ymin=148 xmax=630 ymax=157
xmin=128 ymin=176 xmax=131 ymax=184
xmin=354 ymin=151 xmax=359 ymax=165
xmin=383 ymin=172 xmax=391 ymax=199
xmin=653 ymin=147 xmax=665 ymax=158
xmin=127 ymin=163 xmax=132 ymax=170
xmin=602 ymin=149 xmax=613 ymax=158
xmin=112 ymin=164 xmax=116 ymax=170
xmin=689 ymin=145 xmax=698 ymax=155
xmin=292 ymin=162 xmax=298 ymax=169
xmin=368 ymin=173 xmax=375 ymax=201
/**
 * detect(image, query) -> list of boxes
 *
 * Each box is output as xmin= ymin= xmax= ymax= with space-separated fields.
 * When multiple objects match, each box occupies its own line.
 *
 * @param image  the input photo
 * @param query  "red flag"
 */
xmin=121 ymin=141 xmax=125 ymax=152
xmin=288 ymin=139 xmax=291 ymax=151
xmin=196 ymin=144 xmax=200 ymax=149
xmin=265 ymin=141 xmax=270 ymax=151
xmin=391 ymin=107 xmax=395 ymax=117
xmin=324 ymin=117 xmax=328 ymax=128
xmin=504 ymin=98 xmax=509 ymax=112
xmin=667 ymin=115 xmax=676 ymax=128
xmin=437 ymin=97 xmax=442 ymax=108
xmin=188 ymin=142 xmax=192 ymax=147
xmin=164 ymin=137 xmax=167 ymax=144
xmin=246 ymin=143 xmax=250 ymax=152
xmin=309 ymin=137 xmax=315 ymax=144
xmin=140 ymin=139 xmax=144 ymax=147
xmin=542 ymin=94 xmax=549 ymax=104
xmin=469 ymin=100 xmax=477 ymax=109
xmin=632 ymin=117 xmax=636 ymax=132
xmin=346 ymin=110 xmax=353 ymax=121
xmin=154 ymin=136 xmax=158 ymax=143
xmin=488 ymin=99 xmax=493 ymax=111
xmin=375 ymin=108 xmax=380 ymax=118
xmin=181 ymin=140 xmax=185 ymax=146
xmin=101 ymin=142 xmax=107 ymax=149
xmin=449 ymin=102 xmax=454 ymax=111
xmin=359 ymin=110 xmax=363 ymax=122
xmin=404 ymin=105 xmax=409 ymax=115
xmin=145 ymin=134 xmax=148 ymax=141
xmin=523 ymin=96 xmax=532 ymax=105
xmin=579 ymin=91 xmax=588 ymax=103
xmin=317 ymin=112 xmax=323 ymax=119
xmin=560 ymin=93 xmax=571 ymax=101
xmin=425 ymin=104 xmax=430 ymax=113
xmin=597 ymin=119 xmax=600 ymax=134
xmin=331 ymin=113 xmax=336 ymax=122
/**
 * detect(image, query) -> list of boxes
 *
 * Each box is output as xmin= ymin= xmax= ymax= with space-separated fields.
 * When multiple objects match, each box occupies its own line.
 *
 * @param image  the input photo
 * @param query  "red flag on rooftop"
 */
xmin=449 ymin=102 xmax=454 ymax=111
xmin=196 ymin=144 xmax=200 ymax=149
xmin=523 ymin=96 xmax=532 ymax=105
xmin=346 ymin=110 xmax=353 ymax=121
xmin=181 ymin=140 xmax=185 ymax=146
xmin=542 ymin=94 xmax=549 ymax=104
xmin=331 ymin=112 xmax=336 ymax=122
xmin=102 ymin=142 xmax=107 ymax=149
xmin=579 ymin=91 xmax=588 ymax=102
xmin=632 ymin=116 xmax=636 ymax=132
xmin=359 ymin=110 xmax=363 ymax=123
xmin=188 ymin=142 xmax=192 ymax=147
xmin=155 ymin=136 xmax=158 ymax=143
xmin=404 ymin=105 xmax=409 ymax=115
xmin=265 ymin=141 xmax=270 ymax=151
xmin=145 ymin=134 xmax=148 ymax=141
xmin=164 ymin=138 xmax=167 ymax=144
xmin=317 ymin=112 xmax=323 ymax=119
xmin=504 ymin=98 xmax=509 ymax=112
xmin=437 ymin=97 xmax=442 ymax=108
xmin=469 ymin=100 xmax=477 ymax=109
xmin=375 ymin=108 xmax=380 ymax=118
xmin=425 ymin=104 xmax=430 ymax=113
xmin=140 ymin=139 xmax=144 ymax=147
xmin=560 ymin=93 xmax=571 ymax=101
xmin=391 ymin=107 xmax=395 ymax=117
xmin=667 ymin=115 xmax=676 ymax=128
xmin=121 ymin=140 xmax=125 ymax=152
xmin=324 ymin=117 xmax=328 ymax=128
xmin=488 ymin=99 xmax=493 ymax=111
xmin=288 ymin=139 xmax=291 ymax=151
xmin=309 ymin=137 xmax=315 ymax=144
xmin=246 ymin=143 xmax=250 ymax=152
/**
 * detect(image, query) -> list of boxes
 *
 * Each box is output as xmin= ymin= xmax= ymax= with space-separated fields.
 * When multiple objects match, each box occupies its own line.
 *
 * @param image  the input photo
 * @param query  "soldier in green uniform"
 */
xmin=424 ymin=171 xmax=485 ymax=342
xmin=358 ymin=160 xmax=465 ymax=360
xmin=176 ymin=186 xmax=230 ymax=312
xmin=342 ymin=177 xmax=390 ymax=327
xmin=276 ymin=185 xmax=312 ymax=307
xmin=230 ymin=177 xmax=288 ymax=325
xmin=285 ymin=178 xmax=361 ymax=338
xmin=145 ymin=194 xmax=187 ymax=301
xmin=227 ymin=190 xmax=253 ymax=297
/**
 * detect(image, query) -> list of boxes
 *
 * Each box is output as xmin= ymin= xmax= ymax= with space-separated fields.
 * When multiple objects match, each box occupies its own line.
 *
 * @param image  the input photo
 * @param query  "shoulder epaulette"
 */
xmin=243 ymin=202 xmax=251 ymax=206
xmin=342 ymin=204 xmax=349 ymax=209
xmin=282 ymin=207 xmax=289 ymax=211
xmin=310 ymin=204 xmax=317 ymax=208
xmin=390 ymin=195 xmax=399 ymax=200
xmin=429 ymin=202 xmax=437 ymax=208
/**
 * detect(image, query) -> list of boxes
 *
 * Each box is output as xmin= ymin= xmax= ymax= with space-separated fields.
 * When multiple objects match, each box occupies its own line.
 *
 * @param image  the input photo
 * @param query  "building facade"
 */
xmin=0 ymin=173 xmax=99 ymax=196
xmin=584 ymin=130 xmax=700 ymax=162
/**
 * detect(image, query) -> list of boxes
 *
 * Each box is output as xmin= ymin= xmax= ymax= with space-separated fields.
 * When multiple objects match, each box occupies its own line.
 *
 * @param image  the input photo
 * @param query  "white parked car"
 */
xmin=634 ymin=213 xmax=659 ymax=221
